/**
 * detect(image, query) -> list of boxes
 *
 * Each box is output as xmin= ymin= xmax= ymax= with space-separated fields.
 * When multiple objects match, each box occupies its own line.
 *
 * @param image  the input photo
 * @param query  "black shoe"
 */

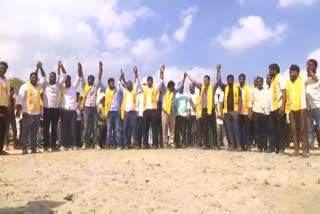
xmin=0 ymin=150 xmax=9 ymax=155
xmin=265 ymin=148 xmax=274 ymax=153
xmin=22 ymin=150 xmax=28 ymax=155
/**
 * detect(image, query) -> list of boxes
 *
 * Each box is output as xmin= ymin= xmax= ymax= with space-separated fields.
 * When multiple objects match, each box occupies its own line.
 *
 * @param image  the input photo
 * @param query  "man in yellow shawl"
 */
xmin=0 ymin=61 xmax=10 ymax=155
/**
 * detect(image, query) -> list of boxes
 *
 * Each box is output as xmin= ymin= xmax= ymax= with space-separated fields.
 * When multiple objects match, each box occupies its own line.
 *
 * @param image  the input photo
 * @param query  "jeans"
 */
xmin=224 ymin=111 xmax=241 ymax=149
xmin=123 ymin=111 xmax=138 ymax=147
xmin=82 ymin=107 xmax=98 ymax=148
xmin=106 ymin=111 xmax=121 ymax=147
xmin=307 ymin=107 xmax=320 ymax=149
xmin=0 ymin=106 xmax=9 ymax=152
xmin=186 ymin=115 xmax=197 ymax=146
xmin=137 ymin=116 xmax=144 ymax=147
xmin=290 ymin=109 xmax=308 ymax=154
xmin=201 ymin=108 xmax=217 ymax=148
xmin=60 ymin=109 xmax=77 ymax=148
xmin=174 ymin=116 xmax=187 ymax=147
xmin=143 ymin=109 xmax=158 ymax=147
xmin=76 ymin=120 xmax=82 ymax=148
xmin=239 ymin=114 xmax=253 ymax=149
xmin=268 ymin=110 xmax=286 ymax=152
xmin=217 ymin=123 xmax=225 ymax=147
xmin=21 ymin=113 xmax=40 ymax=152
xmin=43 ymin=108 xmax=60 ymax=149
xmin=253 ymin=112 xmax=268 ymax=151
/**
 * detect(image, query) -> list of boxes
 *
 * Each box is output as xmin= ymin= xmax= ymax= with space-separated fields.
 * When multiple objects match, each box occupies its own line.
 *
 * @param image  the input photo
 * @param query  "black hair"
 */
xmin=308 ymin=59 xmax=318 ymax=68
xmin=147 ymin=76 xmax=153 ymax=81
xmin=239 ymin=73 xmax=246 ymax=80
xmin=88 ymin=75 xmax=95 ymax=80
xmin=30 ymin=72 xmax=38 ymax=79
xmin=269 ymin=63 xmax=280 ymax=73
xmin=204 ymin=75 xmax=210 ymax=81
xmin=167 ymin=80 xmax=175 ymax=88
xmin=257 ymin=77 xmax=264 ymax=82
xmin=0 ymin=61 xmax=8 ymax=69
xmin=108 ymin=78 xmax=115 ymax=84
xmin=227 ymin=74 xmax=234 ymax=80
xmin=50 ymin=72 xmax=56 ymax=77
xmin=289 ymin=64 xmax=300 ymax=73
xmin=10 ymin=87 xmax=14 ymax=92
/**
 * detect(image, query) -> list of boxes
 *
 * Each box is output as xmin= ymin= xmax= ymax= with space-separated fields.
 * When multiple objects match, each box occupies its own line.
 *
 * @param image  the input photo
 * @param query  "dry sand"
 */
xmin=0 ymin=148 xmax=320 ymax=214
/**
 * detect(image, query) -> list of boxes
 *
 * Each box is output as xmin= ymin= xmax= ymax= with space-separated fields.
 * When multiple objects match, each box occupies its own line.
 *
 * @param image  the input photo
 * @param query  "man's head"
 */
xmin=238 ymin=73 xmax=246 ymax=86
xmin=10 ymin=87 xmax=15 ymax=95
xmin=49 ymin=72 xmax=57 ymax=85
xmin=266 ymin=74 xmax=271 ymax=86
xmin=108 ymin=78 xmax=115 ymax=90
xmin=167 ymin=81 xmax=175 ymax=92
xmin=30 ymin=72 xmax=38 ymax=86
xmin=227 ymin=74 xmax=234 ymax=86
xmin=253 ymin=76 xmax=258 ymax=88
xmin=289 ymin=64 xmax=300 ymax=81
xmin=269 ymin=63 xmax=280 ymax=77
xmin=65 ymin=75 xmax=71 ymax=88
xmin=0 ymin=61 xmax=8 ymax=78
xmin=203 ymin=75 xmax=210 ymax=87
xmin=307 ymin=59 xmax=318 ymax=76
xmin=147 ymin=76 xmax=153 ymax=88
xmin=88 ymin=75 xmax=95 ymax=86
xmin=189 ymin=83 xmax=195 ymax=94
xmin=179 ymin=86 xmax=184 ymax=94
xmin=256 ymin=77 xmax=263 ymax=89
xmin=126 ymin=80 xmax=133 ymax=91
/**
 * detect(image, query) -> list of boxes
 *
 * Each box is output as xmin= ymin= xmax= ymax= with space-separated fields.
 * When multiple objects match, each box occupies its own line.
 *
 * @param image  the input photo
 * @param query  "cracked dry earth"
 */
xmin=0 ymin=149 xmax=320 ymax=214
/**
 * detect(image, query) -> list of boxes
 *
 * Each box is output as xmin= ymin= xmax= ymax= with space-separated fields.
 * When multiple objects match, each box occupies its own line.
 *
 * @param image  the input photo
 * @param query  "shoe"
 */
xmin=302 ymin=152 xmax=309 ymax=158
xmin=0 ymin=150 xmax=9 ymax=155
xmin=31 ymin=150 xmax=38 ymax=154
xmin=265 ymin=148 xmax=274 ymax=153
xmin=5 ymin=145 xmax=10 ymax=151
xmin=43 ymin=148 xmax=49 ymax=153
xmin=22 ymin=150 xmax=28 ymax=155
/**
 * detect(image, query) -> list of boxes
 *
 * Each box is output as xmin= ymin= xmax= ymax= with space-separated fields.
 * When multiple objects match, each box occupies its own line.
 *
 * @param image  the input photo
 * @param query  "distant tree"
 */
xmin=8 ymin=78 xmax=25 ymax=92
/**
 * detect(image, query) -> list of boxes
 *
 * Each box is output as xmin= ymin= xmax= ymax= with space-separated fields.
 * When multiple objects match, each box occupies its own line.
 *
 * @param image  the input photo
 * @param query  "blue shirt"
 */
xmin=100 ymin=83 xmax=123 ymax=112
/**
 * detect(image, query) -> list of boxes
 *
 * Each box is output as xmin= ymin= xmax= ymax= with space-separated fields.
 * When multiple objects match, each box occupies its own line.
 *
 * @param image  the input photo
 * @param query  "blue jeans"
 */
xmin=307 ymin=107 xmax=320 ymax=149
xmin=106 ymin=111 xmax=121 ymax=147
xmin=82 ymin=107 xmax=98 ymax=148
xmin=224 ymin=112 xmax=241 ymax=149
xmin=123 ymin=111 xmax=138 ymax=147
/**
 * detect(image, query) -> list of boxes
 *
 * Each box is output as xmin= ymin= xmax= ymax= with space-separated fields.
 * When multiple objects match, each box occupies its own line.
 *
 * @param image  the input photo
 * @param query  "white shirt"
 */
xmin=137 ymin=93 xmax=144 ymax=117
xmin=137 ymin=79 xmax=164 ymax=110
xmin=287 ymin=75 xmax=308 ymax=111
xmin=118 ymin=81 xmax=138 ymax=112
xmin=306 ymin=73 xmax=320 ymax=109
xmin=0 ymin=77 xmax=9 ymax=106
xmin=18 ymin=78 xmax=46 ymax=115
xmin=42 ymin=74 xmax=67 ymax=108
xmin=250 ymin=87 xmax=268 ymax=115
xmin=215 ymin=90 xmax=224 ymax=125
xmin=264 ymin=86 xmax=272 ymax=115
xmin=61 ymin=77 xmax=83 ymax=110
xmin=188 ymin=92 xmax=198 ymax=116
xmin=270 ymin=74 xmax=286 ymax=111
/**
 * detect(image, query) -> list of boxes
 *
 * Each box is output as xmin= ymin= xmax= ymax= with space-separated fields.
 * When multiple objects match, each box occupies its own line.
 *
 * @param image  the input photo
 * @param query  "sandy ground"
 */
xmin=0 ymin=148 xmax=320 ymax=214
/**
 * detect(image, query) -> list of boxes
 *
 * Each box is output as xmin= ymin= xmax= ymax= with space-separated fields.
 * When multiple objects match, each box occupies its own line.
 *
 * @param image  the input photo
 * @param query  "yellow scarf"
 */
xmin=104 ymin=88 xmax=116 ymax=117
xmin=196 ymin=84 xmax=213 ymax=118
xmin=223 ymin=84 xmax=239 ymax=113
xmin=286 ymin=75 xmax=302 ymax=113
xmin=121 ymin=89 xmax=137 ymax=119
xmin=59 ymin=86 xmax=67 ymax=108
xmin=143 ymin=86 xmax=157 ymax=110
xmin=81 ymin=84 xmax=93 ymax=110
xmin=271 ymin=74 xmax=279 ymax=111
xmin=238 ymin=83 xmax=250 ymax=115
xmin=27 ymin=82 xmax=41 ymax=112
xmin=163 ymin=89 xmax=174 ymax=114
xmin=217 ymin=102 xmax=222 ymax=117
xmin=0 ymin=78 xmax=10 ymax=106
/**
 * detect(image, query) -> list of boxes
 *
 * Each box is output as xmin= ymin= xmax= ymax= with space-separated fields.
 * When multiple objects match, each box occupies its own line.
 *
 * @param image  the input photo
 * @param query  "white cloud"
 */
xmin=173 ymin=6 xmax=198 ymax=43
xmin=105 ymin=32 xmax=131 ymax=49
xmin=131 ymin=38 xmax=159 ymax=62
xmin=160 ymin=33 xmax=170 ymax=45
xmin=308 ymin=49 xmax=320 ymax=62
xmin=238 ymin=0 xmax=245 ymax=6
xmin=278 ymin=0 xmax=318 ymax=8
xmin=217 ymin=16 xmax=287 ymax=51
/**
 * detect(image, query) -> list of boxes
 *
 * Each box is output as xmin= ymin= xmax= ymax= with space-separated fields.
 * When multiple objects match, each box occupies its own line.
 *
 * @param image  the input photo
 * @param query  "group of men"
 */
xmin=0 ymin=59 xmax=319 ymax=158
